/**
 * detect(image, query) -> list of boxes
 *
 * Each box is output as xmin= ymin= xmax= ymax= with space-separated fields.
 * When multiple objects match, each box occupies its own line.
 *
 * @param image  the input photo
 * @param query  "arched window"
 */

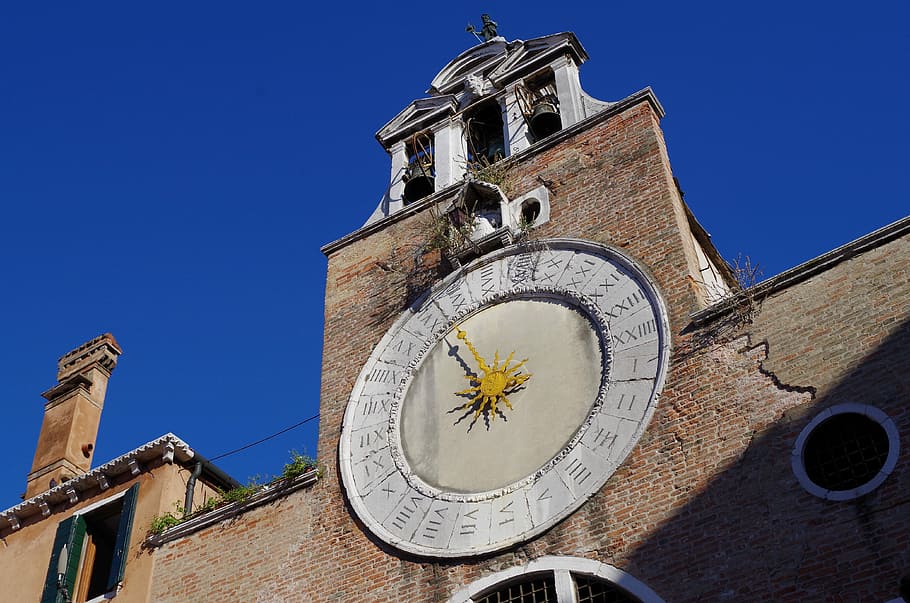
xmin=447 ymin=556 xmax=664 ymax=603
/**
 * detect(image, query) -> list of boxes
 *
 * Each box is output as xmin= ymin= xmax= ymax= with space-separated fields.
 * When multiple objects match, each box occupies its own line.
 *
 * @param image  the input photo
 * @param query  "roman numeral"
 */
xmin=616 ymin=393 xmax=636 ymax=411
xmin=498 ymin=501 xmax=514 ymax=526
xmin=448 ymin=291 xmax=468 ymax=313
xmin=392 ymin=338 xmax=414 ymax=356
xmin=361 ymin=397 xmax=389 ymax=416
xmin=391 ymin=496 xmax=421 ymax=530
xmin=594 ymin=428 xmax=618 ymax=450
xmin=362 ymin=455 xmax=386 ymax=480
xmin=595 ymin=271 xmax=622 ymax=293
xmin=459 ymin=509 xmax=479 ymax=535
xmin=613 ymin=319 xmax=656 ymax=345
xmin=421 ymin=508 xmax=447 ymax=540
xmin=566 ymin=458 xmax=592 ymax=485
xmin=418 ymin=311 xmax=442 ymax=333
xmin=367 ymin=368 xmax=398 ymax=384
xmin=536 ymin=488 xmax=552 ymax=502
xmin=480 ymin=265 xmax=496 ymax=295
xmin=509 ymin=255 xmax=533 ymax=284
xmin=605 ymin=290 xmax=645 ymax=319
xmin=575 ymin=259 xmax=595 ymax=278
xmin=539 ymin=255 xmax=566 ymax=284
xmin=358 ymin=428 xmax=386 ymax=449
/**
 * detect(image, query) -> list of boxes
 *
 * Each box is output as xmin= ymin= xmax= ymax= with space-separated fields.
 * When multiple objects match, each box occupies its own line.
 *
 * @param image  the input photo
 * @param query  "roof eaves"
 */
xmin=0 ymin=433 xmax=195 ymax=532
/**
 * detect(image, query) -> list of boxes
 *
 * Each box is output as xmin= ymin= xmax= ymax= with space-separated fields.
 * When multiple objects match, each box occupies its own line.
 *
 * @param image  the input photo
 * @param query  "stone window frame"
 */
xmin=791 ymin=402 xmax=900 ymax=501
xmin=446 ymin=556 xmax=665 ymax=603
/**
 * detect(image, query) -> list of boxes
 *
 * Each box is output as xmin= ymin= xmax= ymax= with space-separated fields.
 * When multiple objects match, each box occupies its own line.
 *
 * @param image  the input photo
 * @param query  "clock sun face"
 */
xmin=339 ymin=239 xmax=670 ymax=557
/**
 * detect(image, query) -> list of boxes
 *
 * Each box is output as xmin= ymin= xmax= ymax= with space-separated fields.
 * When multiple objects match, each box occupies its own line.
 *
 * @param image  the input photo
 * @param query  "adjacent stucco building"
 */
xmin=0 ymin=335 xmax=237 ymax=602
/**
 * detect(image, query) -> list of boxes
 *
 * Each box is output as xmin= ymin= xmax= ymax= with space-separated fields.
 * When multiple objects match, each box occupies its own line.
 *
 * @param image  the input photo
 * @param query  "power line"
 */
xmin=209 ymin=413 xmax=319 ymax=461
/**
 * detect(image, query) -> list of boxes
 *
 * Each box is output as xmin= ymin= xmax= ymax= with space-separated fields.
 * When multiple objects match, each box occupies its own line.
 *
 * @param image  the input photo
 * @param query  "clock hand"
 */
xmin=455 ymin=327 xmax=492 ymax=374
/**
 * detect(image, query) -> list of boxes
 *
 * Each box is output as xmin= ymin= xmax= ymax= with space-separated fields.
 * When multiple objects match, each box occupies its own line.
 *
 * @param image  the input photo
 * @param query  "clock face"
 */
xmin=339 ymin=239 xmax=670 ymax=557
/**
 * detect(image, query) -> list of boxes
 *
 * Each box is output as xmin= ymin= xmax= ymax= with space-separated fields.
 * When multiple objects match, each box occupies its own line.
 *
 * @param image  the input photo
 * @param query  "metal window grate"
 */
xmin=475 ymin=576 xmax=557 ymax=603
xmin=803 ymin=412 xmax=890 ymax=491
xmin=574 ymin=574 xmax=642 ymax=603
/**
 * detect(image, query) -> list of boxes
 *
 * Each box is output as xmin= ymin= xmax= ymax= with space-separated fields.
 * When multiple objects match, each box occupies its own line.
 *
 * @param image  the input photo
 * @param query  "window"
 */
xmin=515 ymin=70 xmax=562 ymax=142
xmin=792 ymin=403 xmax=900 ymax=501
xmin=448 ymin=556 xmax=665 ymax=603
xmin=466 ymin=100 xmax=506 ymax=166
xmin=42 ymin=484 xmax=139 ymax=603
xmin=476 ymin=574 xmax=557 ymax=603
xmin=403 ymin=130 xmax=435 ymax=204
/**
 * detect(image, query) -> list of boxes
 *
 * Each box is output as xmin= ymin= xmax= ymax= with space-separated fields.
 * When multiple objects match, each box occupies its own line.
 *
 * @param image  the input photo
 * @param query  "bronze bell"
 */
xmin=529 ymin=101 xmax=562 ymax=139
xmin=403 ymin=162 xmax=434 ymax=205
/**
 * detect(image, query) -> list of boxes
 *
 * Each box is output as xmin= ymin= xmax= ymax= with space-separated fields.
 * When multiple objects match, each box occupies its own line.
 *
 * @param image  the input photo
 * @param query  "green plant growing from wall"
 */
xmin=149 ymin=502 xmax=185 ymax=535
xmin=146 ymin=450 xmax=320 ymax=537
xmin=149 ymin=511 xmax=182 ymax=535
xmin=219 ymin=476 xmax=263 ymax=504
xmin=463 ymin=152 xmax=515 ymax=197
xmin=280 ymin=451 xmax=315 ymax=480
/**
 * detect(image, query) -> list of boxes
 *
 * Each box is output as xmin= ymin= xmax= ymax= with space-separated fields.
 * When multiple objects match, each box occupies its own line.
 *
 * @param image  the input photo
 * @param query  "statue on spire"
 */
xmin=466 ymin=14 xmax=499 ymax=42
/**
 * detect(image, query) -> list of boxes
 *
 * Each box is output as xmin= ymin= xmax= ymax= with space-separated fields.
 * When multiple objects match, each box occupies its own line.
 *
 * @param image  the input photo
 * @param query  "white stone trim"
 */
xmin=446 ymin=556 xmax=665 ymax=603
xmin=792 ymin=403 xmax=900 ymax=501
xmin=70 ymin=487 xmax=128 ymax=517
xmin=507 ymin=185 xmax=550 ymax=231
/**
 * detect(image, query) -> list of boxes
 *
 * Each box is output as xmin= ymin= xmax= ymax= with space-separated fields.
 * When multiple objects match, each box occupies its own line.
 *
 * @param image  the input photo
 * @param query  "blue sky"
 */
xmin=1 ymin=2 xmax=907 ymax=510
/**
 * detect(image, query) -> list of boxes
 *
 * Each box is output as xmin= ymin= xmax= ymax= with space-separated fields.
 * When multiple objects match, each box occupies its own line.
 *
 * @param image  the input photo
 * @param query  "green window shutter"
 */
xmin=106 ymin=483 xmax=139 ymax=592
xmin=41 ymin=514 xmax=87 ymax=603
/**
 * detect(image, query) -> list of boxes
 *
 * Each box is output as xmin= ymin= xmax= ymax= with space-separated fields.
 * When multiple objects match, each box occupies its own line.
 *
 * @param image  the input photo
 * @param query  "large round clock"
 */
xmin=339 ymin=239 xmax=670 ymax=557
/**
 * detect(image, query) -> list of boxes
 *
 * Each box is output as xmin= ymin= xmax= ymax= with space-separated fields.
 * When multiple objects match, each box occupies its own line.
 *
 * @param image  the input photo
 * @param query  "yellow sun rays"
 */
xmin=454 ymin=327 xmax=532 ymax=420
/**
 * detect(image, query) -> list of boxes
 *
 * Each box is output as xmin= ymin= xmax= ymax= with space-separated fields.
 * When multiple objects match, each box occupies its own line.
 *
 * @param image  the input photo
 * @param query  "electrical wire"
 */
xmin=209 ymin=413 xmax=319 ymax=461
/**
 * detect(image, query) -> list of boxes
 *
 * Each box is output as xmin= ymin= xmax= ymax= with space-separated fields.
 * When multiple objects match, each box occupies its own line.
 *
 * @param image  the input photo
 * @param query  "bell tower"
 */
xmin=319 ymin=25 xmax=736 ymax=548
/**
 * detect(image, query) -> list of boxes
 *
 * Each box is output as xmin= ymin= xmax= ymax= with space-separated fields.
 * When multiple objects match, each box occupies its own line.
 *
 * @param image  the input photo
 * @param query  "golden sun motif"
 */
xmin=454 ymin=327 xmax=531 ymax=420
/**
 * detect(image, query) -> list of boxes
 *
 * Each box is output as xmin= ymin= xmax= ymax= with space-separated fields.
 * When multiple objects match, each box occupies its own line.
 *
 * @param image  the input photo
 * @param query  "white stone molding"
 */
xmin=387 ymin=140 xmax=408 ymax=215
xmin=553 ymin=54 xmax=584 ymax=126
xmin=39 ymin=501 xmax=50 ymax=517
xmin=433 ymin=119 xmax=465 ymax=190
xmin=503 ymin=85 xmax=532 ymax=156
xmin=162 ymin=440 xmax=175 ymax=464
xmin=506 ymin=185 xmax=551 ymax=232
xmin=65 ymin=487 xmax=78 ymax=504
xmin=792 ymin=402 xmax=900 ymax=501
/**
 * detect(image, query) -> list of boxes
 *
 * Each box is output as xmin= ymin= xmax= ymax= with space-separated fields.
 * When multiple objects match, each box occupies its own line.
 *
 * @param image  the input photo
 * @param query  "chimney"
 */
xmin=24 ymin=334 xmax=122 ymax=499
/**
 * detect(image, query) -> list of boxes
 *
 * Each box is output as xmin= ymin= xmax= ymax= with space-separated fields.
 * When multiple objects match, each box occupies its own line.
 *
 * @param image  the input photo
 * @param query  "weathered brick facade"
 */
xmin=147 ymin=48 xmax=910 ymax=603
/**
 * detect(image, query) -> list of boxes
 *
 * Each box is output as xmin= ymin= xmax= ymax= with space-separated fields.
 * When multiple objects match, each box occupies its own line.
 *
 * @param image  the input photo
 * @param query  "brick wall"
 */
xmin=148 ymin=98 xmax=910 ymax=602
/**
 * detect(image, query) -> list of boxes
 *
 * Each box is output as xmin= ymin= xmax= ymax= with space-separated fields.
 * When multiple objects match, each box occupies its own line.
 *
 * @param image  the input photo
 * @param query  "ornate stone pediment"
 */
xmin=428 ymin=38 xmax=509 ymax=96
xmin=429 ymin=33 xmax=588 ymax=96
xmin=376 ymin=96 xmax=458 ymax=149
xmin=487 ymin=32 xmax=588 ymax=87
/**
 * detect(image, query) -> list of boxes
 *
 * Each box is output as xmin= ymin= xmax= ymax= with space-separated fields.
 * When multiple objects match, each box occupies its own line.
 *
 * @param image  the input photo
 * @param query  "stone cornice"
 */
xmin=0 ymin=433 xmax=195 ymax=533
